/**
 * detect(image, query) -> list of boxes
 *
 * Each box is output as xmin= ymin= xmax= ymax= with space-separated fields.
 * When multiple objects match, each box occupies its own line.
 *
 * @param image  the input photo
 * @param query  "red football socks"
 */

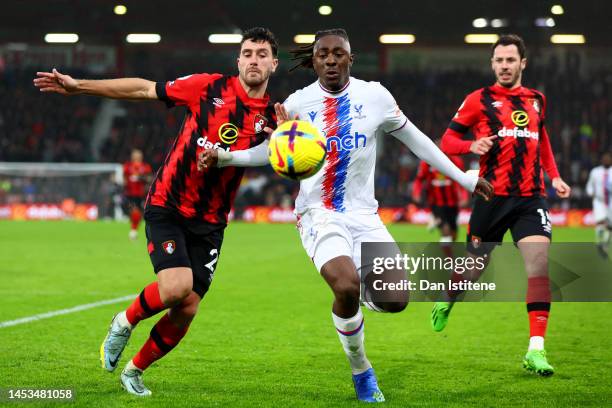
xmin=130 ymin=209 xmax=142 ymax=230
xmin=126 ymin=282 xmax=166 ymax=326
xmin=526 ymin=276 xmax=551 ymax=338
xmin=132 ymin=313 xmax=190 ymax=370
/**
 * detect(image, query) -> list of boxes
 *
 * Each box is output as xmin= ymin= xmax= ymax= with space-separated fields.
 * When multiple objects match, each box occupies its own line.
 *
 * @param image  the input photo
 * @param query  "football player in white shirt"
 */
xmin=199 ymin=28 xmax=492 ymax=402
xmin=586 ymin=152 xmax=612 ymax=258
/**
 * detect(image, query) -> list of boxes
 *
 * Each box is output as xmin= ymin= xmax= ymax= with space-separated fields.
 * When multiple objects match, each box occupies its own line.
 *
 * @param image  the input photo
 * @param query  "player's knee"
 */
xmin=333 ymin=279 xmax=361 ymax=306
xmin=159 ymin=283 xmax=192 ymax=306
xmin=178 ymin=297 xmax=200 ymax=319
xmin=158 ymin=267 xmax=193 ymax=306
xmin=526 ymin=256 xmax=548 ymax=277
xmin=379 ymin=300 xmax=408 ymax=313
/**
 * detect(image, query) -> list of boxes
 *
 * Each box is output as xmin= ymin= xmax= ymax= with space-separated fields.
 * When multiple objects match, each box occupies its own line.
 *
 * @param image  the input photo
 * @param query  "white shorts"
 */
xmin=593 ymin=200 xmax=612 ymax=225
xmin=297 ymin=208 xmax=395 ymax=273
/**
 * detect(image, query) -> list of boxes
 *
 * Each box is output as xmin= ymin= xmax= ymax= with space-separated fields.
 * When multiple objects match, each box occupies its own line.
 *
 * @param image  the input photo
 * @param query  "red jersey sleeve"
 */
xmin=441 ymin=91 xmax=481 ymax=155
xmin=533 ymin=92 xmax=560 ymax=179
xmin=155 ymin=73 xmax=222 ymax=108
xmin=540 ymin=126 xmax=560 ymax=179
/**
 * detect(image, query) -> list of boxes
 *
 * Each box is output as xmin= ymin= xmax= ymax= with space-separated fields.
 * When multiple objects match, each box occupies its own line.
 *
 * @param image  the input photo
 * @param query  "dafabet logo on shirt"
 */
xmin=511 ymin=110 xmax=530 ymax=127
xmin=218 ymin=123 xmax=239 ymax=144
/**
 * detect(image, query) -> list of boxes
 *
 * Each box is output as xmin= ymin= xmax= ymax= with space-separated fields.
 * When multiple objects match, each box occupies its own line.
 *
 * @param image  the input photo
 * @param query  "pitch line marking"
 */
xmin=0 ymin=294 xmax=136 ymax=329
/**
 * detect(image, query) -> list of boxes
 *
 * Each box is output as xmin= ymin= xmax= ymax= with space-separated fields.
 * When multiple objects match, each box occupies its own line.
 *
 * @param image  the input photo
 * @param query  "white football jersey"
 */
xmin=586 ymin=166 xmax=612 ymax=205
xmin=284 ymin=77 xmax=407 ymax=214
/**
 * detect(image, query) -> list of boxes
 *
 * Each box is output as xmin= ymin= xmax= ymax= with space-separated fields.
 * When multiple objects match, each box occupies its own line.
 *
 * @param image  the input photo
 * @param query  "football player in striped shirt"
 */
xmin=35 ymin=27 xmax=278 ymax=396
xmin=413 ymin=143 xmax=468 ymax=254
xmin=434 ymin=34 xmax=572 ymax=376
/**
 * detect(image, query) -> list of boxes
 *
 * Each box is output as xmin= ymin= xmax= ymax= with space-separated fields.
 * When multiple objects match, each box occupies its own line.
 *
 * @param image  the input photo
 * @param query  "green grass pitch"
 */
xmin=0 ymin=221 xmax=610 ymax=407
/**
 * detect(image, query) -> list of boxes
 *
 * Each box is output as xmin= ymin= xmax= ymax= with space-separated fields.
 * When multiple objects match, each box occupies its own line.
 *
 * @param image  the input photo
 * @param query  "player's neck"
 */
xmin=318 ymin=78 xmax=350 ymax=93
xmin=238 ymin=76 xmax=267 ymax=99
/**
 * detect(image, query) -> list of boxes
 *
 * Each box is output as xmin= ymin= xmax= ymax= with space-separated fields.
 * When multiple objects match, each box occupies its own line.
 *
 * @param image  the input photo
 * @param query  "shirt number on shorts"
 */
xmin=205 ymin=248 xmax=219 ymax=272
xmin=537 ymin=209 xmax=552 ymax=233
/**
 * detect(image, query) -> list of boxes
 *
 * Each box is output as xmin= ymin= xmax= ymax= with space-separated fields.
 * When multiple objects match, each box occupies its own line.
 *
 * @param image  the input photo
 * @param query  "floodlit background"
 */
xmin=0 ymin=1 xmax=610 ymax=407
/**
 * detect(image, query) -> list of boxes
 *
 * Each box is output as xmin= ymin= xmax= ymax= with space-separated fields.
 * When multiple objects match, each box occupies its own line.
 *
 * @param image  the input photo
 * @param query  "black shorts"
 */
xmin=431 ymin=205 xmax=459 ymax=231
xmin=467 ymin=196 xmax=552 ymax=255
xmin=123 ymin=196 xmax=144 ymax=213
xmin=144 ymin=206 xmax=225 ymax=298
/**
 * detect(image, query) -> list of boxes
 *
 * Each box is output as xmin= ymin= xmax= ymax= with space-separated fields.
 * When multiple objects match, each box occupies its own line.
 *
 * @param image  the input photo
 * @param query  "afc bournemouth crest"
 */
xmin=471 ymin=235 xmax=482 ymax=249
xmin=254 ymin=114 xmax=268 ymax=134
xmin=162 ymin=240 xmax=176 ymax=255
xmin=528 ymin=98 xmax=540 ymax=113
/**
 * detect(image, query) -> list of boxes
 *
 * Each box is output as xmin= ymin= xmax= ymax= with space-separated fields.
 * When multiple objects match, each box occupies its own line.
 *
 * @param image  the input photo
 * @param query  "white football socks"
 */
xmin=528 ymin=336 xmax=545 ymax=351
xmin=117 ymin=310 xmax=133 ymax=329
xmin=332 ymin=309 xmax=372 ymax=375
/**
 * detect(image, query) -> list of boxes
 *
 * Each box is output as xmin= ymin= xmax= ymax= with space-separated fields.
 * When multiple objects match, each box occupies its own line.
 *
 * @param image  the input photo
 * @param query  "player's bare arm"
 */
xmin=34 ymin=68 xmax=157 ymax=100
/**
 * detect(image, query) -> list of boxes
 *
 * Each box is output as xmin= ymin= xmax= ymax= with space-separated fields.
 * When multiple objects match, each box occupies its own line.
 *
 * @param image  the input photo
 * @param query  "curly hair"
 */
xmin=241 ymin=27 xmax=279 ymax=57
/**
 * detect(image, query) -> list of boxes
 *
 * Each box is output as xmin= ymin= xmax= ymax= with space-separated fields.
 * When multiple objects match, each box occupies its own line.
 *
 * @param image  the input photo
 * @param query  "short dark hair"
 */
xmin=492 ymin=34 xmax=526 ymax=59
xmin=241 ymin=27 xmax=278 ymax=57
xmin=289 ymin=28 xmax=351 ymax=72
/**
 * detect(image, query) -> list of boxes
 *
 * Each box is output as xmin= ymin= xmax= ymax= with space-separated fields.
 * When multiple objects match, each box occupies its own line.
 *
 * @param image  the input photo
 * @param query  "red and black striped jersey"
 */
xmin=441 ymin=83 xmax=559 ymax=197
xmin=124 ymin=161 xmax=152 ymax=198
xmin=148 ymin=73 xmax=275 ymax=225
xmin=413 ymin=156 xmax=467 ymax=207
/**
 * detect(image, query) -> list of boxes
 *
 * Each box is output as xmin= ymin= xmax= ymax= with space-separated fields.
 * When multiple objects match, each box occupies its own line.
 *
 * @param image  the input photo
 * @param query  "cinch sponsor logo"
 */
xmin=497 ymin=127 xmax=539 ymax=140
xmin=197 ymin=135 xmax=230 ymax=151
xmin=326 ymin=131 xmax=366 ymax=152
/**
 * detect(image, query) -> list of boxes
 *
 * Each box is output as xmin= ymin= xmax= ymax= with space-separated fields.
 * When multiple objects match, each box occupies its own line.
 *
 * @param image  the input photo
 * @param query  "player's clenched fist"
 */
xmin=470 ymin=135 xmax=497 ymax=155
xmin=197 ymin=149 xmax=218 ymax=171
xmin=474 ymin=177 xmax=494 ymax=201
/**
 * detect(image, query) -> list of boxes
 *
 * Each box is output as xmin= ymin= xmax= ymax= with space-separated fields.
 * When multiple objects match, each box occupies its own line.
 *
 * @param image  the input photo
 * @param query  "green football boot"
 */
xmin=523 ymin=349 xmax=554 ymax=377
xmin=431 ymin=301 xmax=453 ymax=332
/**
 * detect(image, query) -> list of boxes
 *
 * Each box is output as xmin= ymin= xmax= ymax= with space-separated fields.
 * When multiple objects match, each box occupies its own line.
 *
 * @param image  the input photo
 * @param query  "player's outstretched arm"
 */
xmin=197 ymin=140 xmax=271 ymax=170
xmin=391 ymin=119 xmax=493 ymax=200
xmin=34 ymin=68 xmax=157 ymax=100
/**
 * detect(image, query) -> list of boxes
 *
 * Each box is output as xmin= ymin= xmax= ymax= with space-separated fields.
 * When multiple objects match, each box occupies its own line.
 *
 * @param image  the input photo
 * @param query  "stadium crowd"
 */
xmin=1 ymin=51 xmax=610 ymax=210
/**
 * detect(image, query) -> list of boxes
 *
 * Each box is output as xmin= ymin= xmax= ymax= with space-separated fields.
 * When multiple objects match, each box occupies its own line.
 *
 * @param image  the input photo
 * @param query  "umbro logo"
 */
xmin=213 ymin=98 xmax=225 ymax=108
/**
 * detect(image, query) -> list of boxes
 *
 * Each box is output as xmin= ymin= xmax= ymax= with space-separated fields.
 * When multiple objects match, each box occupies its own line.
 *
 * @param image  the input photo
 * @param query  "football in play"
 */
xmin=268 ymin=120 xmax=327 ymax=181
